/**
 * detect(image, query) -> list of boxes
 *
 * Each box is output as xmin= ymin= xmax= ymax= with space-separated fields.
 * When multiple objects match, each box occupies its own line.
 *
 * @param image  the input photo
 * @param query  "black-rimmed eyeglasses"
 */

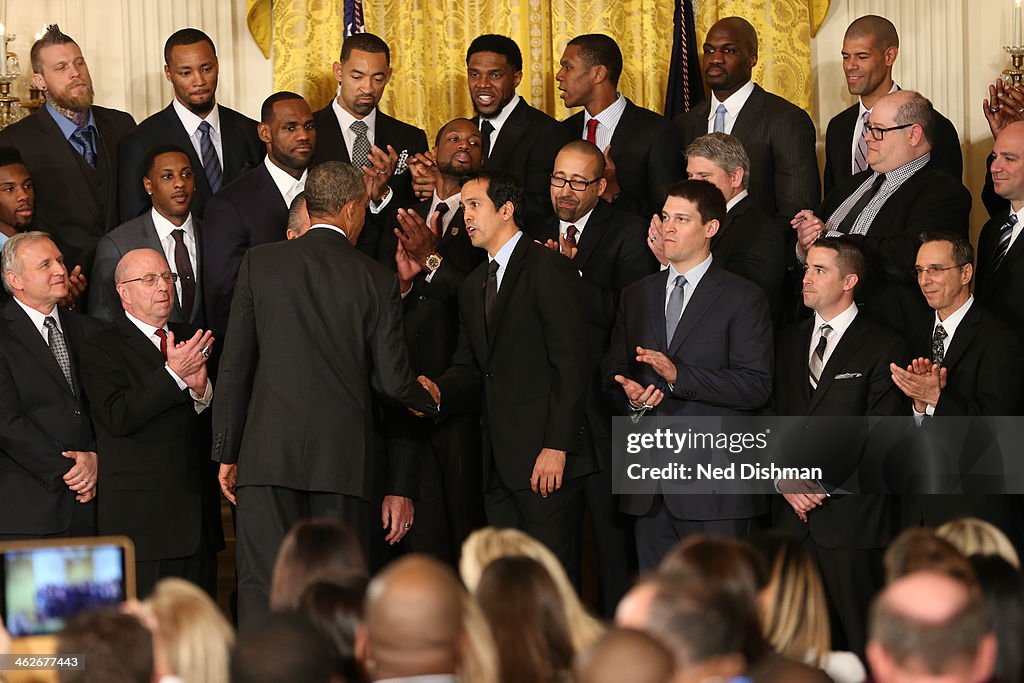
xmin=550 ymin=176 xmax=601 ymax=191
xmin=863 ymin=122 xmax=914 ymax=140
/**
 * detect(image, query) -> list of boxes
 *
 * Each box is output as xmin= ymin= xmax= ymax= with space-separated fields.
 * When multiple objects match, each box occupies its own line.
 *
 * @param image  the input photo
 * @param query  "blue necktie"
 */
xmin=713 ymin=104 xmax=727 ymax=133
xmin=71 ymin=126 xmax=97 ymax=167
xmin=198 ymin=120 xmax=222 ymax=192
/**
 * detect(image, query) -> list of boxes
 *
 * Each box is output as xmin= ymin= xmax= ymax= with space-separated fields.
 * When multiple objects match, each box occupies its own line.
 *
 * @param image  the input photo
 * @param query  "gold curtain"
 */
xmin=696 ymin=0 xmax=830 ymax=112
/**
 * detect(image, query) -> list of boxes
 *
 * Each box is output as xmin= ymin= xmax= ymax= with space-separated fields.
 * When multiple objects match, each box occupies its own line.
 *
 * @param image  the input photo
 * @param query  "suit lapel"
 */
xmin=3 ymin=300 xmax=75 ymax=395
xmin=32 ymin=110 xmax=96 ymax=211
xmin=645 ymin=270 xmax=670 ymax=351
xmin=940 ymin=304 xmax=979 ymax=371
xmin=486 ymin=100 xmax=530 ymax=168
xmin=729 ymin=85 xmax=762 ymax=142
xmin=787 ymin=319 xmax=815 ymax=411
xmin=668 ymin=268 xmax=723 ymax=357
xmin=219 ymin=108 xmax=247 ymax=183
xmin=316 ymin=105 xmax=352 ymax=164
xmin=486 ymin=235 xmax=529 ymax=351
xmin=116 ymin=314 xmax=165 ymax=366
xmin=573 ymin=202 xmax=612 ymax=271
xmin=808 ymin=314 xmax=869 ymax=413
xmin=712 ymin=197 xmax=749 ymax=249
xmin=608 ymin=101 xmax=637 ymax=157
xmin=834 ymin=104 xmax=858 ymax=178
xmin=157 ymin=105 xmax=213 ymax=198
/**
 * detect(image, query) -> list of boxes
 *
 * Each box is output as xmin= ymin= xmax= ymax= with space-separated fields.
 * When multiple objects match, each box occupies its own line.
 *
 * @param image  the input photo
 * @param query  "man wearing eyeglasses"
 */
xmin=78 ymin=247 xmax=222 ymax=598
xmin=792 ymin=90 xmax=971 ymax=334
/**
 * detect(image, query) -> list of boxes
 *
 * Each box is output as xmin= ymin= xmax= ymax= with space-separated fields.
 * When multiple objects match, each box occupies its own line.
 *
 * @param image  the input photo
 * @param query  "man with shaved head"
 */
xmin=867 ymin=572 xmax=996 ymax=683
xmin=824 ymin=15 xmax=962 ymax=195
xmin=576 ymin=628 xmax=674 ymax=683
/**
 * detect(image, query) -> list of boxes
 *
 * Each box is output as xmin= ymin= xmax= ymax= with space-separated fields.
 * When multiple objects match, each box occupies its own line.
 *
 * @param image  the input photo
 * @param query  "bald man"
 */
xmin=576 ymin=628 xmax=674 ymax=683
xmin=867 ymin=572 xmax=996 ymax=683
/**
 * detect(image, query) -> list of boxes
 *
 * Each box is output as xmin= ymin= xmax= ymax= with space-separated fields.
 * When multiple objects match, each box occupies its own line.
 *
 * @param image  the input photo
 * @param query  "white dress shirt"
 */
xmin=706 ymin=80 xmax=756 ymax=134
xmin=665 ymin=254 xmax=713 ymax=322
xmin=150 ymin=209 xmax=198 ymax=308
xmin=172 ymin=99 xmax=223 ymax=168
xmin=582 ymin=92 xmax=628 ymax=150
xmin=308 ymin=223 xmax=348 ymax=239
xmin=428 ymin=190 xmax=462 ymax=236
xmin=123 ymin=311 xmax=212 ymax=413
xmin=809 ymin=302 xmax=858 ymax=370
xmin=480 ymin=94 xmax=521 ymax=152
xmin=558 ymin=206 xmax=595 ymax=242
xmin=330 ymin=100 xmax=392 ymax=213
xmin=13 ymin=297 xmax=61 ymax=342
xmin=264 ymin=155 xmax=307 ymax=207
xmin=725 ymin=189 xmax=749 ymax=213
xmin=489 ymin=230 xmax=524 ymax=291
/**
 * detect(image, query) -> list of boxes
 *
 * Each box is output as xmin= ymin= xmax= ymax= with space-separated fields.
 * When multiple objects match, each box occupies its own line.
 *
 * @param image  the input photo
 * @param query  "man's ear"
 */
xmin=512 ymin=70 xmax=523 ymax=89
xmin=143 ymin=176 xmax=153 ymax=197
xmin=257 ymin=121 xmax=272 ymax=145
xmin=705 ymin=218 xmax=720 ymax=239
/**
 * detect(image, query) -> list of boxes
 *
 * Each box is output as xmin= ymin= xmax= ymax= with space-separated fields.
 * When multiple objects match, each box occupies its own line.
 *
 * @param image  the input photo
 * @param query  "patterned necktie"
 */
xmin=565 ymin=224 xmax=578 ymax=250
xmin=808 ymin=324 xmax=834 ymax=389
xmin=70 ymin=126 xmax=97 ymax=167
xmin=713 ymin=104 xmax=727 ymax=133
xmin=932 ymin=324 xmax=948 ymax=366
xmin=484 ymin=259 xmax=500 ymax=335
xmin=837 ymin=173 xmax=886 ymax=235
xmin=665 ymin=275 xmax=687 ymax=343
xmin=198 ymin=121 xmax=223 ymax=192
xmin=586 ymin=118 xmax=599 ymax=144
xmin=480 ymin=119 xmax=495 ymax=159
xmin=171 ymin=229 xmax=196 ymax=320
xmin=350 ymin=119 xmax=371 ymax=171
xmin=991 ymin=213 xmax=1018 ymax=273
xmin=154 ymin=328 xmax=169 ymax=360
xmin=853 ymin=109 xmax=871 ymax=174
xmin=43 ymin=316 xmax=74 ymax=393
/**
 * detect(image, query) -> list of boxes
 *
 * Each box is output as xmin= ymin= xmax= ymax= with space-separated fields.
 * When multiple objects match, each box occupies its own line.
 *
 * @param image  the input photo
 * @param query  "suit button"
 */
xmin=73 ymin=410 xmax=81 ymax=418
xmin=419 ymin=295 xmax=427 ymax=302
xmin=485 ymin=372 xmax=493 ymax=379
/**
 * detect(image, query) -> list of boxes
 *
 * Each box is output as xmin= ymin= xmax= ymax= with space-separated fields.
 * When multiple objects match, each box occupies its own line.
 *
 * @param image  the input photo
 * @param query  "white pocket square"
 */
xmin=834 ymin=372 xmax=863 ymax=380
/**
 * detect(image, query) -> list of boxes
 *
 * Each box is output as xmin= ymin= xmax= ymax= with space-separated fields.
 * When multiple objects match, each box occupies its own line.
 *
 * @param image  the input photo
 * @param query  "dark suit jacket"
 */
xmin=0 ymin=300 xmax=103 ymax=535
xmin=117 ymin=103 xmax=262 ymax=222
xmin=201 ymin=162 xmax=289 ymax=338
xmin=820 ymin=162 xmax=972 ymax=333
xmin=436 ymin=235 xmax=596 ymax=490
xmin=603 ymin=265 xmax=774 ymax=519
xmin=483 ymin=99 xmax=571 ymax=233
xmin=79 ymin=315 xmax=223 ymax=561
xmin=561 ymin=99 xmax=684 ymax=220
xmin=772 ymin=312 xmax=907 ymax=548
xmin=211 ymin=227 xmax=436 ymax=499
xmin=674 ymin=84 xmax=820 ymax=220
xmin=975 ymin=209 xmax=1024 ymax=343
xmin=88 ymin=212 xmax=205 ymax=327
xmin=0 ymin=106 xmax=136 ymax=276
xmin=823 ymin=102 xmax=963 ymax=196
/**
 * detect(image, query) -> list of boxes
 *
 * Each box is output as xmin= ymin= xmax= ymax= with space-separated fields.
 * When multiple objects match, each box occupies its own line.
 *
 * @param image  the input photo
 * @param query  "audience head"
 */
xmin=297 ymin=580 xmax=365 ymax=682
xmin=867 ymin=90 xmax=934 ymax=172
xmin=142 ymin=144 xmax=195 ymax=223
xmin=915 ymin=232 xmax=974 ymax=319
xmin=303 ymin=162 xmax=368 ymax=244
xmin=938 ymin=518 xmax=1020 ymax=568
xmin=842 ymin=15 xmax=899 ymax=102
xmin=991 ymin=120 xmax=1024 ymax=208
xmin=475 ymin=555 xmax=575 ymax=683
xmin=57 ymin=607 xmax=153 ymax=683
xmin=163 ymin=28 xmax=219 ymax=115
xmin=460 ymin=169 xmax=524 ymax=254
xmin=884 ymin=527 xmax=977 ymax=586
xmin=285 ymin=192 xmax=311 ymax=240
xmin=434 ymin=118 xmax=484 ymax=177
xmin=466 ymin=35 xmax=523 ymax=117
xmin=31 ymin=25 xmax=94 ymax=113
xmin=968 ymin=554 xmax=1024 ymax=682
xmin=576 ymin=628 xmax=675 ymax=683
xmin=685 ymin=132 xmax=750 ymax=199
xmin=702 ymin=17 xmax=758 ymax=98
xmin=269 ymin=517 xmax=368 ymax=611
xmin=0 ymin=147 xmax=34 ymax=233
xmin=259 ymin=92 xmax=316 ymax=174
xmin=867 ymin=572 xmax=996 ymax=683
xmin=231 ymin=612 xmax=334 ymax=683
xmin=145 ymin=578 xmax=234 ymax=683
xmin=334 ymin=33 xmax=392 ymax=118
xmin=557 ymin=34 xmax=622 ymax=108
xmin=550 ymin=140 xmax=608 ymax=224
xmin=115 ymin=249 xmax=176 ymax=325
xmin=803 ymin=237 xmax=865 ymax=317
xmin=659 ymin=180 xmax=726 ymax=269
xmin=2 ymin=231 xmax=69 ymax=305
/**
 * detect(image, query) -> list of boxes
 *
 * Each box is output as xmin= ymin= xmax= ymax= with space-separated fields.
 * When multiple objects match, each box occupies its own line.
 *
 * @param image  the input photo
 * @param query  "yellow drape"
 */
xmin=696 ymin=0 xmax=830 ymax=112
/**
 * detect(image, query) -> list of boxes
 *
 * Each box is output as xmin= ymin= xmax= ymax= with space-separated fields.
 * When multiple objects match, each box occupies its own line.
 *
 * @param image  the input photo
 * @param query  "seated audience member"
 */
xmin=231 ymin=612 xmax=334 ymax=683
xmin=938 ymin=518 xmax=1021 ymax=568
xmin=866 ymin=572 xmax=996 ymax=683
xmin=297 ymin=580 xmax=365 ymax=683
xmin=284 ymin=192 xmax=311 ymax=240
xmin=968 ymin=554 xmax=1024 ymax=683
xmin=358 ymin=554 xmax=500 ymax=683
xmin=269 ymin=518 xmax=368 ymax=611
xmin=575 ymin=628 xmax=676 ymax=683
xmin=459 ymin=527 xmax=605 ymax=653
xmin=57 ymin=608 xmax=154 ymax=683
xmin=474 ymin=555 xmax=575 ymax=683
xmin=883 ymin=528 xmax=976 ymax=586
xmin=146 ymin=578 xmax=234 ymax=683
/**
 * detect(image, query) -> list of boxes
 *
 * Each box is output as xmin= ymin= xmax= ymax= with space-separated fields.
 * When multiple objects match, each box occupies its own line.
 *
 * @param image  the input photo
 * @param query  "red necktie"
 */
xmin=155 ymin=328 xmax=169 ymax=360
xmin=586 ymin=118 xmax=599 ymax=144
xmin=565 ymin=224 xmax=578 ymax=249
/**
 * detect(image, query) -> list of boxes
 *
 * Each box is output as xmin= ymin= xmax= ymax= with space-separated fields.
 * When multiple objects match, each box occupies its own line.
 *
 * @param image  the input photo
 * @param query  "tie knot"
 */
xmin=819 ymin=323 xmax=833 ymax=338
xmin=43 ymin=316 xmax=58 ymax=331
xmin=672 ymin=274 xmax=687 ymax=289
xmin=350 ymin=120 xmax=369 ymax=135
xmin=480 ymin=119 xmax=495 ymax=135
xmin=435 ymin=202 xmax=449 ymax=217
xmin=171 ymin=228 xmax=186 ymax=244
xmin=488 ymin=260 xmax=499 ymax=276
xmin=1008 ymin=213 xmax=1019 ymax=228
xmin=586 ymin=118 xmax=599 ymax=135
xmin=566 ymin=224 xmax=578 ymax=239
xmin=716 ymin=104 xmax=727 ymax=116
xmin=933 ymin=324 xmax=948 ymax=340
xmin=862 ymin=109 xmax=871 ymax=124
xmin=198 ymin=120 xmax=212 ymax=135
xmin=155 ymin=328 xmax=167 ymax=341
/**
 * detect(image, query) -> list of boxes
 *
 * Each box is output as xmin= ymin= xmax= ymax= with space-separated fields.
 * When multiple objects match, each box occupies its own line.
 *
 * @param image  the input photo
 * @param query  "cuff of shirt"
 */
xmin=369 ymin=187 xmax=393 ymax=214
xmin=165 ymin=364 xmax=188 ymax=391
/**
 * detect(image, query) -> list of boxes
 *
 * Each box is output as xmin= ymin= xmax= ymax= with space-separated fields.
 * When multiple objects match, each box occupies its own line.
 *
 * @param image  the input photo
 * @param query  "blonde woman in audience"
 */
xmin=937 ymin=517 xmax=1020 ymax=568
xmin=460 ymin=527 xmax=605 ymax=653
xmin=145 ymin=578 xmax=234 ymax=683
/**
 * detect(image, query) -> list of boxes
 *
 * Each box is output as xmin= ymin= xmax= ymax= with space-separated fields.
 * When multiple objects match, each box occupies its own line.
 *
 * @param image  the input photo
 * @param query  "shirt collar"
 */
xmin=263 ymin=155 xmax=308 ymax=204
xmin=332 ymin=98 xmax=378 ymax=136
xmin=814 ymin=301 xmax=858 ymax=335
xmin=172 ymin=99 xmax=221 ymax=138
xmin=13 ymin=296 xmax=60 ymax=334
xmin=584 ymin=92 xmax=627 ymax=126
xmin=45 ymin=102 xmax=96 ymax=140
xmin=489 ymin=229 xmax=523 ymax=269
xmin=429 ymin=190 xmax=461 ymax=215
xmin=935 ymin=295 xmax=973 ymax=333
xmin=559 ymin=206 xmax=596 ymax=236
xmin=124 ymin=309 xmax=167 ymax=344
xmin=725 ymin=189 xmax=749 ymax=213
xmin=858 ymin=82 xmax=900 ymax=115
xmin=667 ymin=253 xmax=713 ymax=292
xmin=308 ymin=223 xmax=348 ymax=239
xmin=150 ymin=208 xmax=195 ymax=243
xmin=482 ymin=94 xmax=521 ymax=135
xmin=709 ymin=80 xmax=756 ymax=120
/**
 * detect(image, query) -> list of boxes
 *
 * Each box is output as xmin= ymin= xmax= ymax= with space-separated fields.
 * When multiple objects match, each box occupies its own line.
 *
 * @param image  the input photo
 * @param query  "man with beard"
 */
xmin=118 ymin=28 xmax=263 ymax=222
xmin=0 ymin=25 xmax=136 ymax=279
xmin=202 ymin=91 xmax=315 ymax=338
xmin=0 ymin=148 xmax=35 ymax=247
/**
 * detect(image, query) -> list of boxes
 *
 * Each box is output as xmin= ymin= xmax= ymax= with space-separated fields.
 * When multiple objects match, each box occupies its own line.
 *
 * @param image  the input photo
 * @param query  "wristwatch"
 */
xmin=424 ymin=253 xmax=443 ymax=273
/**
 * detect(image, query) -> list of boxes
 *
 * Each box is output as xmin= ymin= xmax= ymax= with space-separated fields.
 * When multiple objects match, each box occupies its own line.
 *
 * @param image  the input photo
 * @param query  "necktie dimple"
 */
xmin=71 ymin=126 xmax=97 ymax=167
xmin=434 ymin=201 xmax=449 ymax=235
xmin=480 ymin=119 xmax=495 ymax=159
xmin=43 ymin=316 xmax=74 ymax=393
xmin=836 ymin=173 xmax=886 ymax=235
xmin=664 ymin=275 xmax=687 ymax=343
xmin=565 ymin=224 xmax=578 ymax=250
xmin=154 ymin=328 xmax=169 ymax=360
xmin=713 ymin=104 xmax=727 ymax=133
xmin=171 ymin=229 xmax=196 ymax=320
xmin=932 ymin=324 xmax=948 ymax=366
xmin=198 ymin=120 xmax=222 ymax=192
xmin=808 ymin=324 xmax=834 ymax=389
xmin=484 ymin=259 xmax=499 ymax=335
xmin=586 ymin=118 xmax=599 ymax=144
xmin=350 ymin=119 xmax=371 ymax=171
xmin=991 ymin=213 xmax=1018 ymax=272
xmin=853 ymin=109 xmax=871 ymax=174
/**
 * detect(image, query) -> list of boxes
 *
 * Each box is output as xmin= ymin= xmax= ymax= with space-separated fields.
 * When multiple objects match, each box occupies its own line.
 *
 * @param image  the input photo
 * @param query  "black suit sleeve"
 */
xmin=436 ymin=292 xmax=484 ymax=415
xmin=772 ymin=107 xmax=821 ymax=218
xmin=867 ymin=336 xmax=910 ymax=416
xmin=522 ymin=123 xmax=571 ymax=230
xmin=117 ymin=132 xmax=152 ymax=222
xmin=935 ymin=328 xmax=1023 ymax=416
xmin=601 ymin=293 xmax=635 ymax=414
xmin=86 ymin=234 xmax=125 ymax=323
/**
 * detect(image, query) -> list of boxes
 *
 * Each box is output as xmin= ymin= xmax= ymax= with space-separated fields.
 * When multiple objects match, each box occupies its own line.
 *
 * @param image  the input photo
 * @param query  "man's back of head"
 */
xmin=576 ymin=627 xmax=675 ymax=683
xmin=57 ymin=608 xmax=153 ymax=683
xmin=231 ymin=612 xmax=333 ymax=683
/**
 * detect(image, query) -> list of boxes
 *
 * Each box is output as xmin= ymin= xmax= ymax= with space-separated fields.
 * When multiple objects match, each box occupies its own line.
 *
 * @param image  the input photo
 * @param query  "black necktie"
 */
xmin=480 ymin=119 xmax=495 ymax=160
xmin=836 ymin=173 xmax=886 ymax=235
xmin=484 ymin=259 xmax=499 ymax=335
xmin=435 ymin=201 xmax=449 ymax=235
xmin=171 ymin=229 xmax=196 ymax=320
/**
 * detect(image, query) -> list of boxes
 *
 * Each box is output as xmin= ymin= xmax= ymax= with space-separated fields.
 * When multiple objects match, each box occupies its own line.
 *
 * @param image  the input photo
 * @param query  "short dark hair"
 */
xmin=231 ymin=612 xmax=334 ymax=683
xmin=846 ymin=14 xmax=900 ymax=50
xmin=270 ymin=517 xmax=368 ymax=610
xmin=558 ymin=139 xmax=606 ymax=177
xmin=920 ymin=231 xmax=974 ymax=268
xmin=163 ymin=28 xmax=216 ymax=65
xmin=466 ymin=34 xmax=523 ymax=71
xmin=663 ymin=179 xmax=726 ymax=224
xmin=57 ymin=608 xmax=153 ymax=683
xmin=461 ymin=168 xmax=524 ymax=229
xmin=30 ymin=24 xmax=77 ymax=74
xmin=142 ymin=143 xmax=191 ymax=179
xmin=0 ymin=146 xmax=25 ymax=169
xmin=340 ymin=32 xmax=390 ymax=65
xmin=810 ymin=236 xmax=866 ymax=282
xmin=434 ymin=117 xmax=478 ymax=146
xmin=261 ymin=91 xmax=305 ymax=124
xmin=304 ymin=162 xmax=366 ymax=217
xmin=567 ymin=34 xmax=623 ymax=86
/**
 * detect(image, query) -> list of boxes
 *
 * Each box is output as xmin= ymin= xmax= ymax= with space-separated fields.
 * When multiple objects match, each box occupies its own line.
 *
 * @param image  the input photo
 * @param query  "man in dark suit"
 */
xmin=673 ymin=17 xmax=819 ymax=222
xmin=90 ymin=145 xmax=204 ymax=327
xmin=556 ymin=34 xmax=683 ymax=221
xmin=79 ymin=248 xmax=222 ymax=598
xmin=773 ymin=237 xmax=906 ymax=657
xmin=0 ymin=26 xmax=136 ymax=278
xmin=118 ymin=29 xmax=262 ymax=222
xmin=603 ymin=179 xmax=773 ymax=569
xmin=202 ymin=92 xmax=315 ymax=338
xmin=421 ymin=169 xmax=595 ymax=582
xmin=793 ymin=90 xmax=972 ymax=334
xmin=0 ymin=232 xmax=101 ymax=538
xmin=211 ymin=162 xmax=437 ymax=627
xmin=0 ymin=148 xmax=35 ymax=246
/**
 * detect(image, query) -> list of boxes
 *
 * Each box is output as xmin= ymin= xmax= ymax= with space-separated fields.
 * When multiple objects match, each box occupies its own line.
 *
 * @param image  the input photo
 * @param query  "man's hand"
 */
xmin=362 ymin=144 xmax=400 ymax=202
xmin=782 ymin=492 xmax=827 ymax=523
xmin=408 ymin=149 xmax=438 ymax=201
xmin=599 ymin=146 xmax=620 ymax=202
xmin=60 ymin=265 xmax=88 ymax=310
xmin=542 ymin=234 xmax=578 ymax=259
xmin=218 ymin=463 xmax=238 ymax=505
xmin=647 ymin=215 xmax=668 ymax=266
xmin=381 ymin=495 xmax=414 ymax=544
xmin=984 ymin=79 xmax=1024 ymax=140
xmin=180 ymin=337 xmax=213 ymax=395
xmin=636 ymin=347 xmax=677 ymax=384
xmin=166 ymin=329 xmax=213 ymax=383
xmin=62 ymin=450 xmax=97 ymax=502
xmin=891 ymin=359 xmax=943 ymax=412
xmin=792 ymin=209 xmax=824 ymax=258
xmin=614 ymin=375 xmax=664 ymax=409
xmin=530 ymin=448 xmax=566 ymax=497
xmin=395 ymin=242 xmax=422 ymax=293
xmin=408 ymin=375 xmax=440 ymax=417
xmin=395 ymin=207 xmax=441 ymax=265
